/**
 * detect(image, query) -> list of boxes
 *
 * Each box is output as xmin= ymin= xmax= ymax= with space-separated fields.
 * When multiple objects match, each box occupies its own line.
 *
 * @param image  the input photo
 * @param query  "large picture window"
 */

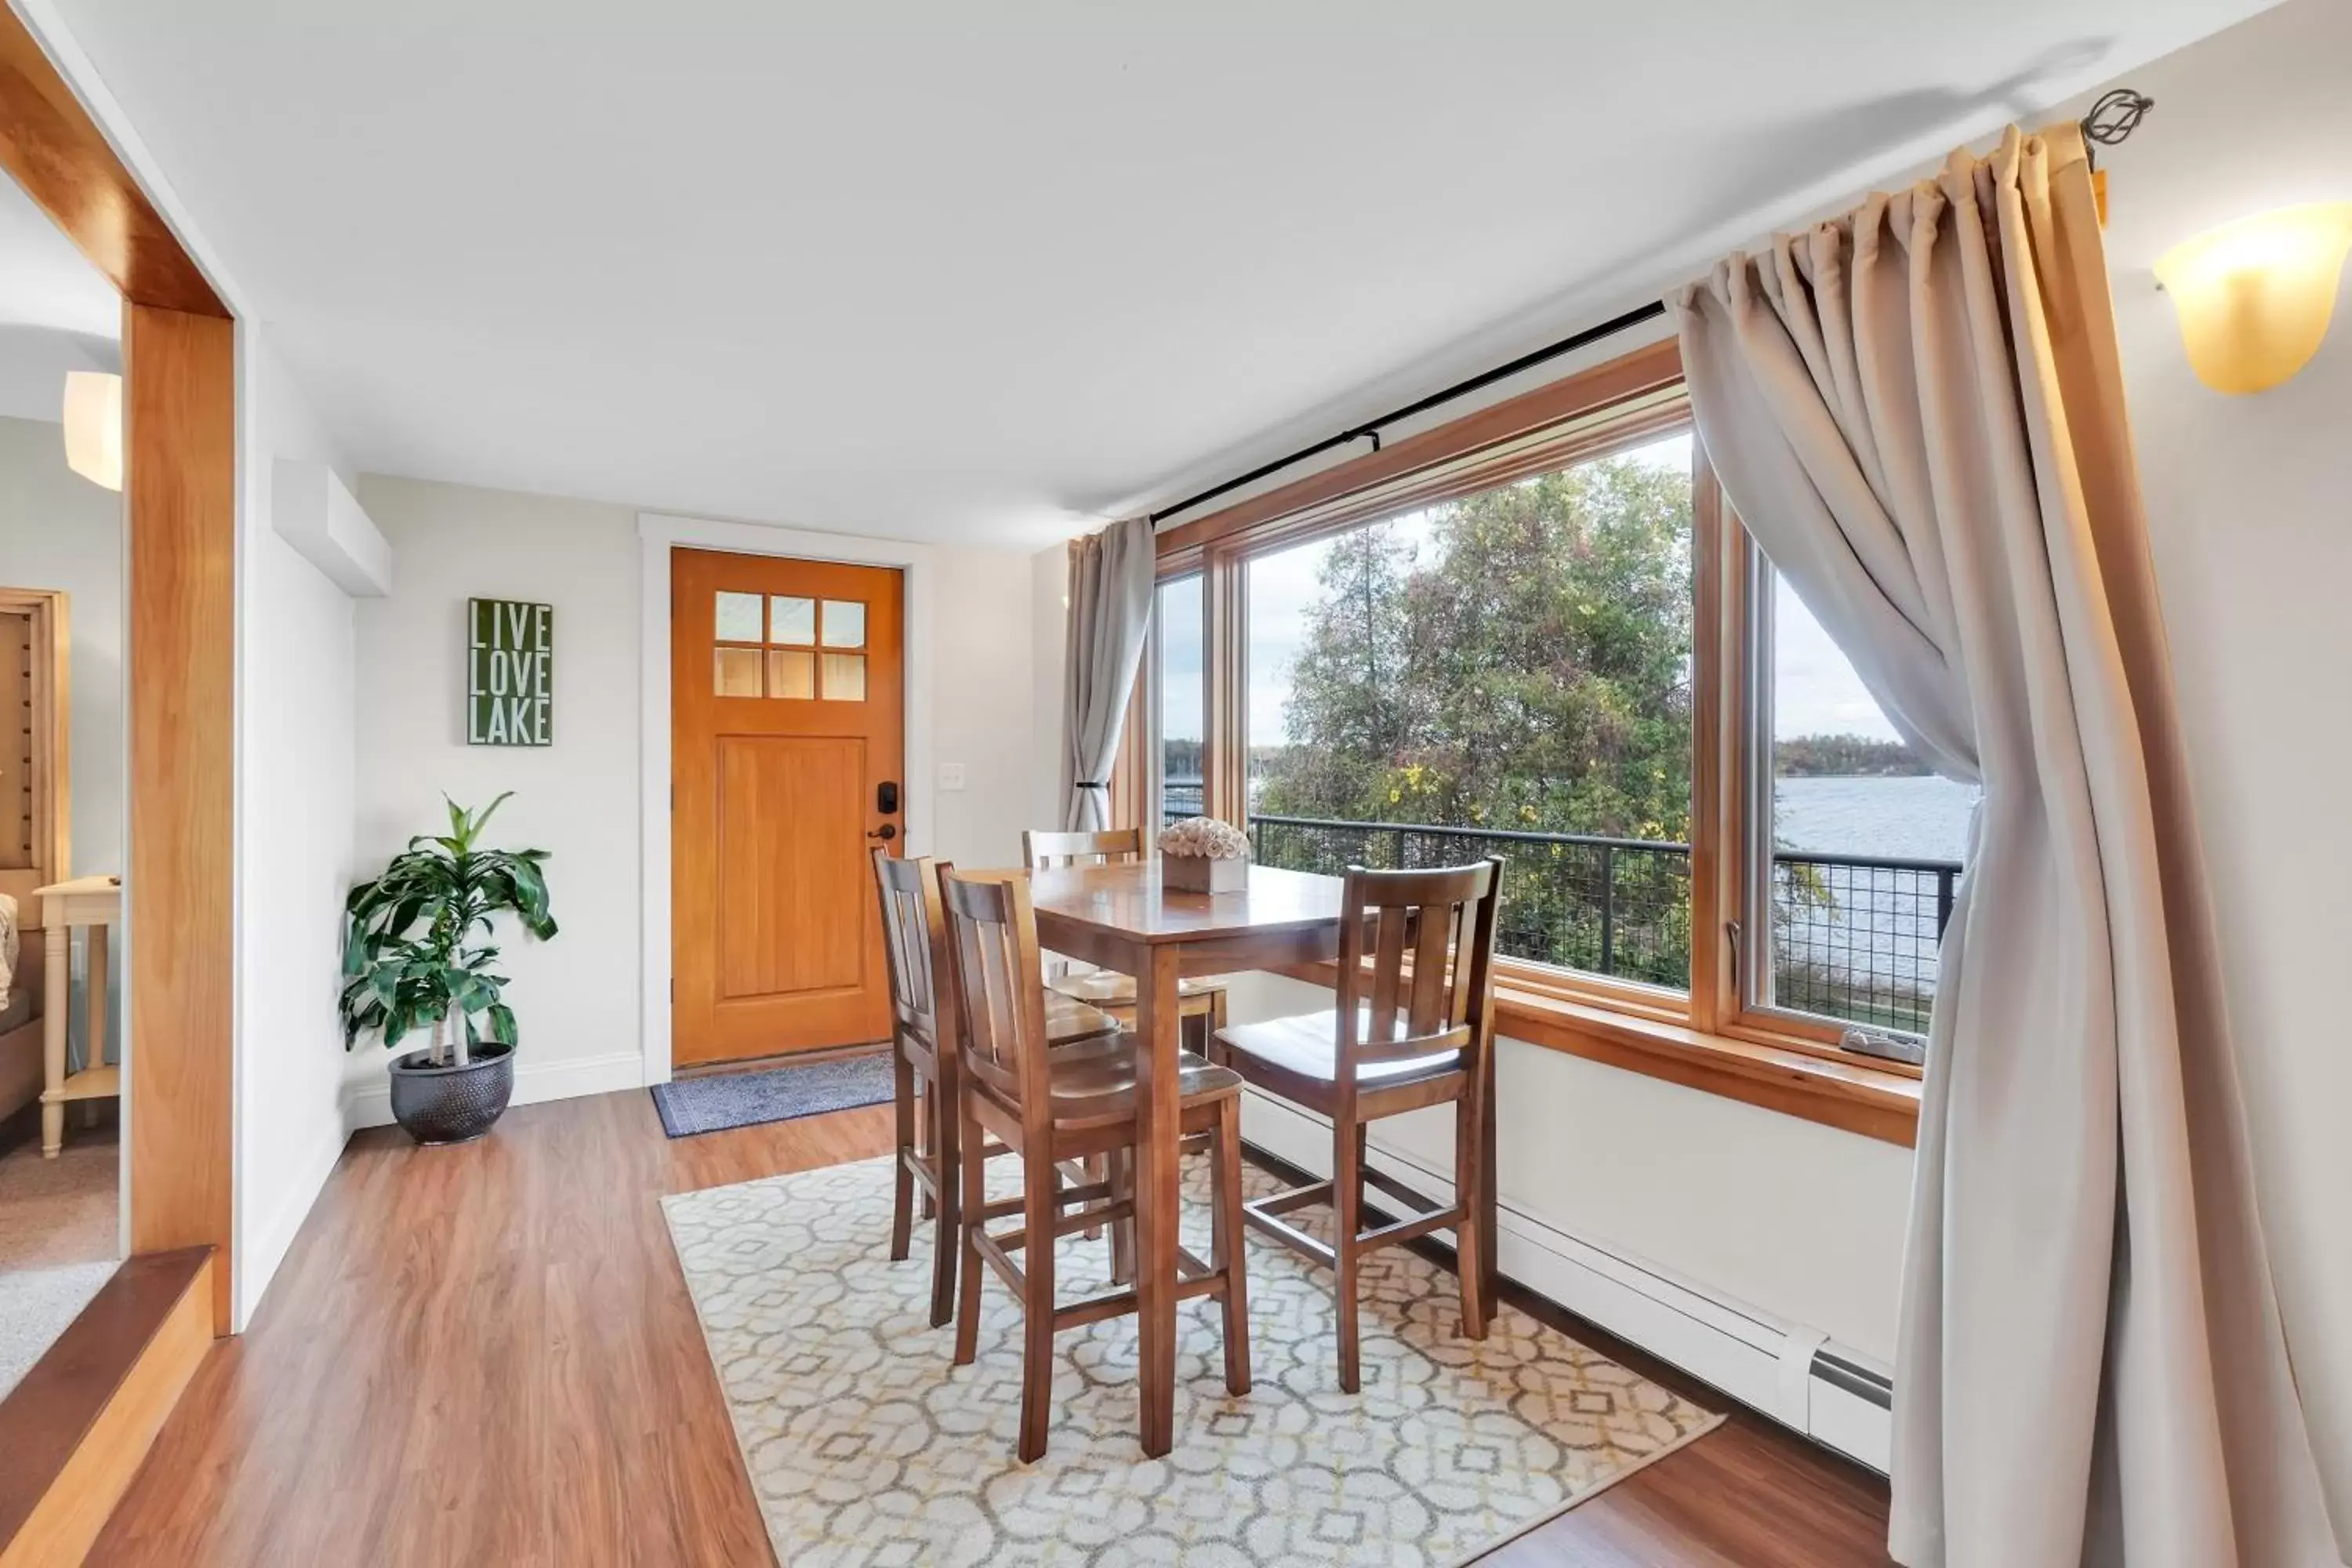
xmin=1152 ymin=339 xmax=1944 ymax=1093
xmin=1241 ymin=436 xmax=1697 ymax=993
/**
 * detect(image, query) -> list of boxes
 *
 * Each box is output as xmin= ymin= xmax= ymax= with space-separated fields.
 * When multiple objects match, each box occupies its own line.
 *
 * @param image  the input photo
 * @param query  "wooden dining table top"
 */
xmin=1018 ymin=861 xmax=1348 ymax=945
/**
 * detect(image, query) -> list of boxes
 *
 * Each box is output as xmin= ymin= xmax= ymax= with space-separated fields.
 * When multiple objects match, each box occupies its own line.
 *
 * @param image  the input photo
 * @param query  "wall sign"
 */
xmin=467 ymin=597 xmax=554 ymax=746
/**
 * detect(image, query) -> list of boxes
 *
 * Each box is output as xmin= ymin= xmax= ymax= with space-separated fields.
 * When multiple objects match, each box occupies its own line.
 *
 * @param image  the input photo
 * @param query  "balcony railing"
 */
xmin=1161 ymin=780 xmax=1958 ymax=1036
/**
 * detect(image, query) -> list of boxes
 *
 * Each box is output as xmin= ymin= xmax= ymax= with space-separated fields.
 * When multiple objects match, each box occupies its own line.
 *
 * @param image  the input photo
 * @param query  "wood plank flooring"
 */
xmin=92 ymin=1088 xmax=1891 ymax=1566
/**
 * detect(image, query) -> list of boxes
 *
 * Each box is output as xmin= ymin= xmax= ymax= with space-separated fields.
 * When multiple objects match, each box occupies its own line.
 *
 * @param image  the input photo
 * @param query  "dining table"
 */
xmin=1024 ymin=858 xmax=1501 ymax=1457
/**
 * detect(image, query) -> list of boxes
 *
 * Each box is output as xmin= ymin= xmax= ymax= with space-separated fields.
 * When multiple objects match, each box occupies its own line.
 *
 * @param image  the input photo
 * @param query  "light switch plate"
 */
xmin=939 ymin=764 xmax=966 ymax=792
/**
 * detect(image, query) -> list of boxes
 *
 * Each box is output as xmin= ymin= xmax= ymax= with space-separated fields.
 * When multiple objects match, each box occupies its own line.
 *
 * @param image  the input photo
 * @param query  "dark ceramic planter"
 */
xmin=387 ymin=1040 xmax=516 ymax=1145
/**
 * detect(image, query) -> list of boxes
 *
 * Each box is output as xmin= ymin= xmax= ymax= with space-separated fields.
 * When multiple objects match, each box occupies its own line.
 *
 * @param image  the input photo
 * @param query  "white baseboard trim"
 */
xmin=342 ymin=1049 xmax=646 ymax=1133
xmin=1241 ymin=1089 xmax=1893 ymax=1472
xmin=236 ymin=1111 xmax=353 ymax=1330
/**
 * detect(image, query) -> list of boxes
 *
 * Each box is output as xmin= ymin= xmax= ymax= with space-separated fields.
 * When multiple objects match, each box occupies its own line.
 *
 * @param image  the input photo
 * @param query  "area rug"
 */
xmin=652 ymin=1052 xmax=895 ymax=1138
xmin=662 ymin=1154 xmax=1722 ymax=1566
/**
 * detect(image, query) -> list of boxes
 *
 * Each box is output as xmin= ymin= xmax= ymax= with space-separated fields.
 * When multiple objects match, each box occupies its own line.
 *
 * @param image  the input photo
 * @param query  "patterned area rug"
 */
xmin=663 ymin=1154 xmax=1721 ymax=1566
xmin=652 ymin=1053 xmax=895 ymax=1138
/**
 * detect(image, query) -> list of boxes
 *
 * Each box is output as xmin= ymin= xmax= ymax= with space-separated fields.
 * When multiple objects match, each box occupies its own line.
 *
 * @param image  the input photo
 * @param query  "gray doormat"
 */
xmin=651 ymin=1052 xmax=895 ymax=1138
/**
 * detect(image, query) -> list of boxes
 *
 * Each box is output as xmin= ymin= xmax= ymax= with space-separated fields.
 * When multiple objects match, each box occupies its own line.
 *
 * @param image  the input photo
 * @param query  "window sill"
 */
xmin=1268 ymin=962 xmax=1922 ymax=1147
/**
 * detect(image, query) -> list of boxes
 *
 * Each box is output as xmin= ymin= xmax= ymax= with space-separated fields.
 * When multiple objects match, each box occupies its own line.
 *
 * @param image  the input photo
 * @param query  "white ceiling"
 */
xmin=49 ymin=0 xmax=2273 ymax=546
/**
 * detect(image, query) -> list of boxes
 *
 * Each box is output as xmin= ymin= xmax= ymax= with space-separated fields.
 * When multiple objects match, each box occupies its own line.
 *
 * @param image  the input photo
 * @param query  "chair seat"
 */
xmin=902 ymin=990 xmax=1117 ymax=1074
xmin=1046 ymin=970 xmax=1229 ymax=1007
xmin=1033 ymin=1041 xmax=1241 ymax=1131
xmin=1214 ymin=1010 xmax=1463 ymax=1109
xmin=1044 ymin=991 xmax=1123 ymax=1047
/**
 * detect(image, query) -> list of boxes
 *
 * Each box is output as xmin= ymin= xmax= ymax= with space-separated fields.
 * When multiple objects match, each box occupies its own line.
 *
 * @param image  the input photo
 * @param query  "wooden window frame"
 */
xmin=1152 ymin=340 xmax=1922 ymax=1144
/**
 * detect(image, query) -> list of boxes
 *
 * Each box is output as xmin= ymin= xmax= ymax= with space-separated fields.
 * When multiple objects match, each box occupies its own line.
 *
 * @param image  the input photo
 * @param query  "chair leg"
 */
xmin=1454 ymin=1086 xmax=1490 ymax=1341
xmin=889 ymin=1048 xmax=916 ymax=1262
xmin=1017 ymin=1149 xmax=1058 ymax=1464
xmin=1109 ymin=1145 xmax=1135 ymax=1287
xmin=1213 ymin=1096 xmax=1251 ymax=1396
xmin=930 ymin=1080 xmax=962 ymax=1330
xmin=953 ymin=1099 xmax=988 ymax=1367
xmin=1205 ymin=988 xmax=1230 ymax=1066
xmin=1083 ymin=1154 xmax=1105 ymax=1241
xmin=916 ymin=1078 xmax=937 ymax=1221
xmin=1332 ymin=1110 xmax=1363 ymax=1394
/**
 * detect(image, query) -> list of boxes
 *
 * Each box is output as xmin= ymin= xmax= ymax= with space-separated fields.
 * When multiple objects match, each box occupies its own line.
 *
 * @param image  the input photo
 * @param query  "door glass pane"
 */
xmin=1762 ymin=571 xmax=1976 ymax=1035
xmin=715 ymin=591 xmax=763 ymax=642
xmin=713 ymin=645 xmax=763 ymax=697
xmin=821 ymin=651 xmax=866 ymax=701
xmin=767 ymin=648 xmax=815 ymax=699
xmin=1157 ymin=575 xmax=1203 ymax=824
xmin=821 ymin=599 xmax=866 ymax=648
xmin=1245 ymin=432 xmax=1696 ymax=991
xmin=769 ymin=596 xmax=816 ymax=646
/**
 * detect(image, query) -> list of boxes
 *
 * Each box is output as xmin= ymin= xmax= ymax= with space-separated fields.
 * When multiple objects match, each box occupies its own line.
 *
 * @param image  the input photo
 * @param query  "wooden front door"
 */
xmin=672 ymin=549 xmax=905 ymax=1065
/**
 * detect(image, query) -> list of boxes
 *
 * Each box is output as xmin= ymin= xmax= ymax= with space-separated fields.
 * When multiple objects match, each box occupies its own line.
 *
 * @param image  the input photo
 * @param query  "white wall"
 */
xmin=2086 ymin=0 xmax=2352 ymax=1525
xmin=233 ymin=328 xmax=361 ymax=1327
xmin=349 ymin=475 xmax=1044 ymax=1116
xmin=349 ymin=477 xmax=643 ymax=1116
xmin=0 ymin=412 xmax=124 ymax=880
xmin=1030 ymin=542 xmax=1068 ymax=830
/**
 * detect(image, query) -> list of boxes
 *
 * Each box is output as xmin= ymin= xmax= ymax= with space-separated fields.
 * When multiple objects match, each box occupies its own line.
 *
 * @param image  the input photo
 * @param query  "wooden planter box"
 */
xmin=1161 ymin=854 xmax=1248 ymax=895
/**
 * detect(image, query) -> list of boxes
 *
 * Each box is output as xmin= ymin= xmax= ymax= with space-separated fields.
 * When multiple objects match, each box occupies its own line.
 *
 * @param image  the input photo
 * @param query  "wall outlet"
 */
xmin=939 ymin=763 xmax=966 ymax=793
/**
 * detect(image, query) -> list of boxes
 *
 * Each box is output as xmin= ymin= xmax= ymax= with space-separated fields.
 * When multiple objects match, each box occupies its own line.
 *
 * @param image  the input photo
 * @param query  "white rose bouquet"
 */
xmin=1157 ymin=815 xmax=1250 ymax=892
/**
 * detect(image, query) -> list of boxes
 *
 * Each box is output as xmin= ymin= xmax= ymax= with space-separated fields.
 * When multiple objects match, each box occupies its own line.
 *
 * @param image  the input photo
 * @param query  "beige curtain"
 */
xmin=1674 ymin=124 xmax=2337 ymax=1567
xmin=1062 ymin=517 xmax=1155 ymax=831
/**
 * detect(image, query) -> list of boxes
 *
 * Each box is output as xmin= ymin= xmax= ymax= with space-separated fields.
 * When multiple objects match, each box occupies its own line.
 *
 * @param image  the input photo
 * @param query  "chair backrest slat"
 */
xmin=1334 ymin=857 xmax=1504 ymax=1077
xmin=872 ymin=848 xmax=953 ymax=1056
xmin=1409 ymin=898 xmax=1456 ymax=1039
xmin=939 ymin=866 xmax=1053 ymax=1116
xmin=1022 ymin=827 xmax=1145 ymax=871
xmin=1367 ymin=906 xmax=1408 ymax=1042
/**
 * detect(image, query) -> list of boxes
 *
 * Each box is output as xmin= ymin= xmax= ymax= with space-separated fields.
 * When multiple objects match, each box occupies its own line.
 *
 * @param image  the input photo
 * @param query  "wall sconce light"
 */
xmin=2154 ymin=203 xmax=2352 ymax=394
xmin=61 ymin=370 xmax=123 ymax=491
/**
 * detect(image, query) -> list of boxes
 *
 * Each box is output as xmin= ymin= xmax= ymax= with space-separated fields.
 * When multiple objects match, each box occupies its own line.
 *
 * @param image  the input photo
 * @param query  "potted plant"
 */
xmin=340 ymin=793 xmax=557 ymax=1145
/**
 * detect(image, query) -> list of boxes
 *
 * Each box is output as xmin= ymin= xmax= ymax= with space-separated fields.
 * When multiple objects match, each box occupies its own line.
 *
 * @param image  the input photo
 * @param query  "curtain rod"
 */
xmin=1145 ymin=90 xmax=2154 ymax=531
xmin=1147 ymin=298 xmax=1668 ymax=525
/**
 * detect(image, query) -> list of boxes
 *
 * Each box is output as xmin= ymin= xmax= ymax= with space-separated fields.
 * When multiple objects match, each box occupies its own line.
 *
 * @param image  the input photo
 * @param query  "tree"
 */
xmin=1257 ymin=457 xmax=1693 ymax=840
xmin=1252 ymin=457 xmax=1696 ymax=983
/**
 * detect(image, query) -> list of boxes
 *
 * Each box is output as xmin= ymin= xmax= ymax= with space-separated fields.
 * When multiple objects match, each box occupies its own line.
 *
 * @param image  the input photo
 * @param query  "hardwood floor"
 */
xmin=92 ymin=1088 xmax=1891 ymax=1566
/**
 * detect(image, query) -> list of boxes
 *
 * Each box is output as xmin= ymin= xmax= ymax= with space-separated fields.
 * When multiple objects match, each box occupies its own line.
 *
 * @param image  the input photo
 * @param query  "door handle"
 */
xmin=867 ymin=824 xmax=898 ymax=842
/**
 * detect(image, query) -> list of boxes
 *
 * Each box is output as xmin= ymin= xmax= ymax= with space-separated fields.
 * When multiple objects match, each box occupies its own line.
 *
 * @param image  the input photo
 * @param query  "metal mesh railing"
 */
xmin=1769 ymin=851 xmax=1955 ymax=1034
xmin=1226 ymin=806 xmax=1958 ymax=1033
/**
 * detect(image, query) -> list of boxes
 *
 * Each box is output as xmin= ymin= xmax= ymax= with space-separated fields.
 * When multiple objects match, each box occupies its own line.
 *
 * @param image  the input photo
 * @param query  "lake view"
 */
xmin=1774 ymin=774 xmax=1976 ymax=866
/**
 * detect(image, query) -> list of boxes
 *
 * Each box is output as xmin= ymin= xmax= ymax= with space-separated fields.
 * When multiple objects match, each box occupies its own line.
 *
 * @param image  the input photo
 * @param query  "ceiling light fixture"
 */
xmin=62 ymin=370 xmax=123 ymax=491
xmin=2154 ymin=203 xmax=2352 ymax=394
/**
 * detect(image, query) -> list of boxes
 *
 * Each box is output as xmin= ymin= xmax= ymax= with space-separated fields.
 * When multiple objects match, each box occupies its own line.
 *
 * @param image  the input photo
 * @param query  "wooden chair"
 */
xmin=873 ymin=849 xmax=1122 ymax=1327
xmin=1212 ymin=857 xmax=1503 ymax=1393
xmin=938 ymin=865 xmax=1250 ymax=1463
xmin=1022 ymin=828 xmax=1232 ymax=1053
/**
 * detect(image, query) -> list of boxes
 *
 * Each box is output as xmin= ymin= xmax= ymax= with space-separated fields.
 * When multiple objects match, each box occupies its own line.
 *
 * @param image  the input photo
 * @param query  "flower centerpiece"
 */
xmin=1157 ymin=815 xmax=1250 ymax=894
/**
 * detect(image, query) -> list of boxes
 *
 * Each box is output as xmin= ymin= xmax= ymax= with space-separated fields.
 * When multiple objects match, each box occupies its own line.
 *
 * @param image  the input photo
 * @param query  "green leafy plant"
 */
xmin=339 ymin=793 xmax=557 ymax=1066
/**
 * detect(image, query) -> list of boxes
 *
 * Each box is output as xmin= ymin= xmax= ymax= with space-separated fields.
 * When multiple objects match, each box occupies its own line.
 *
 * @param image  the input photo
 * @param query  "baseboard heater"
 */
xmin=1240 ymin=1093 xmax=1894 ymax=1473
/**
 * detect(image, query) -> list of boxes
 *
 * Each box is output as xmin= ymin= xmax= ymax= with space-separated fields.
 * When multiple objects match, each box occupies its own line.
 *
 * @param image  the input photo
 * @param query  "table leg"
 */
xmin=1476 ymin=1032 xmax=1500 ymax=1331
xmin=1132 ymin=943 xmax=1180 ymax=1457
xmin=42 ymin=924 xmax=67 ymax=1158
xmin=82 ymin=924 xmax=109 ymax=1130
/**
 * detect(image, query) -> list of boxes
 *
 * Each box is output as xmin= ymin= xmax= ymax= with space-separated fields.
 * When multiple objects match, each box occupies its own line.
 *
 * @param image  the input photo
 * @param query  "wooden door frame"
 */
xmin=3 ymin=5 xmax=238 ymax=1332
xmin=637 ymin=514 xmax=936 ymax=1086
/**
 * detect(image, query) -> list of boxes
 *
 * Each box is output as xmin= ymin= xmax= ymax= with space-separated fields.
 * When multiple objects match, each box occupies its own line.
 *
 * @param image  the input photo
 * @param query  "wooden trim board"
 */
xmin=124 ymin=303 xmax=238 ymax=1331
xmin=0 ymin=1249 xmax=214 ymax=1567
xmin=0 ymin=21 xmax=225 ymax=316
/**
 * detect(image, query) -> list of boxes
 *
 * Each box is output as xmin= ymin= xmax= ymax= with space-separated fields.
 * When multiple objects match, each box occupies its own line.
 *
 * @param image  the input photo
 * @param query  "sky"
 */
xmin=1156 ymin=431 xmax=1899 ymax=760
